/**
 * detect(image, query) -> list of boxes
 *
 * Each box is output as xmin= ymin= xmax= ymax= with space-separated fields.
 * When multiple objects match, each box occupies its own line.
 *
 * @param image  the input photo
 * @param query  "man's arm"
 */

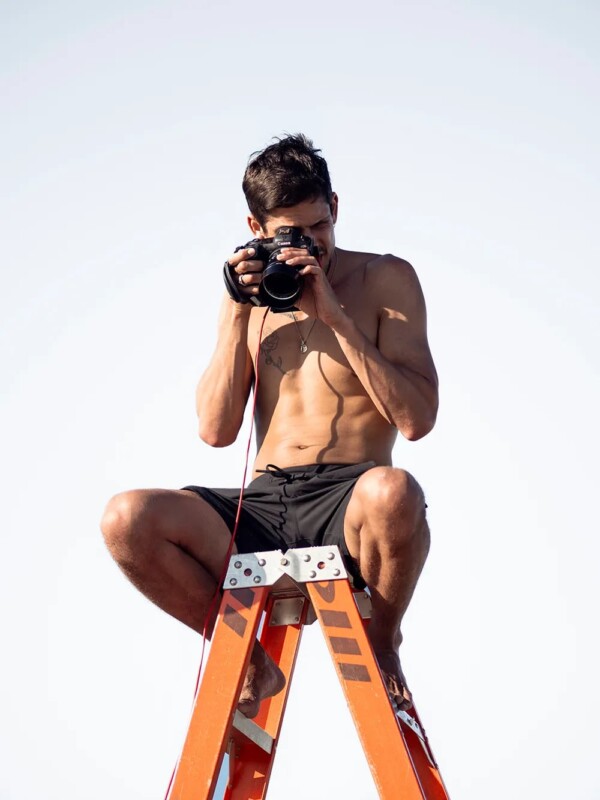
xmin=295 ymin=253 xmax=438 ymax=440
xmin=333 ymin=256 xmax=438 ymax=440
xmin=196 ymin=294 xmax=253 ymax=447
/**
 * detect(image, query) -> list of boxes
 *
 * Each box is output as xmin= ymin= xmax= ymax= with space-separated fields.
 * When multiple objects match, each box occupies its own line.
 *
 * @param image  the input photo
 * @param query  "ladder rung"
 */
xmin=232 ymin=711 xmax=274 ymax=754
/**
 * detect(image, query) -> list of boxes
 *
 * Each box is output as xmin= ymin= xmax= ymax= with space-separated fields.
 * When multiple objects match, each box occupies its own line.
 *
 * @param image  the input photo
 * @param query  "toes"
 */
xmin=391 ymin=692 xmax=412 ymax=713
xmin=399 ymin=695 xmax=413 ymax=711
xmin=391 ymin=694 xmax=412 ymax=714
xmin=402 ymin=685 xmax=413 ymax=710
xmin=381 ymin=669 xmax=413 ymax=712
xmin=237 ymin=699 xmax=260 ymax=719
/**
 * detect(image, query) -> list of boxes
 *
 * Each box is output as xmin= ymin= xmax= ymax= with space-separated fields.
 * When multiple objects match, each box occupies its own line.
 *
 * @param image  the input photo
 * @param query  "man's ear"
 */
xmin=247 ymin=215 xmax=265 ymax=238
xmin=330 ymin=192 xmax=339 ymax=225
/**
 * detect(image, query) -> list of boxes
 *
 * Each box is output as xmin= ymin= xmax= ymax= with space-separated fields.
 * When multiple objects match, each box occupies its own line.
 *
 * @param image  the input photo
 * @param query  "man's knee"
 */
xmin=356 ymin=466 xmax=423 ymax=512
xmin=101 ymin=489 xmax=155 ymax=561
xmin=353 ymin=467 xmax=426 ymax=542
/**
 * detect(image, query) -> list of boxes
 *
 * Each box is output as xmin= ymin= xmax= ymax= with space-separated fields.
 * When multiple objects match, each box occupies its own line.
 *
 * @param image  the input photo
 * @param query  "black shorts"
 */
xmin=182 ymin=461 xmax=376 ymax=589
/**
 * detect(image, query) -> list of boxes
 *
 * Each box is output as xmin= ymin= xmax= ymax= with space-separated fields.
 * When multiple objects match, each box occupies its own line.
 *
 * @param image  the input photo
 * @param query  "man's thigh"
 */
xmin=106 ymin=487 xmax=234 ymax=575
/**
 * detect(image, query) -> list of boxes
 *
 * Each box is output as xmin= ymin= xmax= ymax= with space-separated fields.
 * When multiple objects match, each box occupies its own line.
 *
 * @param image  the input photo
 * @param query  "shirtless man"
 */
xmin=101 ymin=134 xmax=438 ymax=718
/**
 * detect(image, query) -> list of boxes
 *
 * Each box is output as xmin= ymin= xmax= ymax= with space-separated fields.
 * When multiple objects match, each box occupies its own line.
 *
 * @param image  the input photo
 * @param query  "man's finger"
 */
xmin=237 ymin=271 xmax=262 ymax=286
xmin=227 ymin=247 xmax=256 ymax=267
xmin=234 ymin=259 xmax=264 ymax=274
xmin=276 ymin=247 xmax=311 ymax=257
xmin=298 ymin=264 xmax=322 ymax=276
xmin=277 ymin=255 xmax=319 ymax=268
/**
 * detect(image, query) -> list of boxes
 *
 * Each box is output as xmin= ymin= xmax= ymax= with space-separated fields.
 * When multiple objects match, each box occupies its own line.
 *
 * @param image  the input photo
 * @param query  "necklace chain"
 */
xmin=291 ymin=313 xmax=317 ymax=353
xmin=288 ymin=250 xmax=337 ymax=354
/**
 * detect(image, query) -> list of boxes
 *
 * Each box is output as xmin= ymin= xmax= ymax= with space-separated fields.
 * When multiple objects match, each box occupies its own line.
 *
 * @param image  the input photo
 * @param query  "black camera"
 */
xmin=223 ymin=226 xmax=319 ymax=312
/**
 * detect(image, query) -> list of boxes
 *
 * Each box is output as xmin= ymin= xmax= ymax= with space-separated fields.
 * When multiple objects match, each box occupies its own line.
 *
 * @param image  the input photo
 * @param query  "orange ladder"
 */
xmin=167 ymin=545 xmax=450 ymax=799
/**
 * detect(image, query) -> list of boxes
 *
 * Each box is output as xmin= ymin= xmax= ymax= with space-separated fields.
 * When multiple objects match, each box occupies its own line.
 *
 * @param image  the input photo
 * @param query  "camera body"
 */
xmin=224 ymin=226 xmax=319 ymax=312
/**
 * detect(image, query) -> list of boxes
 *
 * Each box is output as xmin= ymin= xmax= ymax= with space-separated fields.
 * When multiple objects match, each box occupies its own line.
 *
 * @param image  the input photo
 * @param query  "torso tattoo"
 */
xmin=260 ymin=328 xmax=286 ymax=375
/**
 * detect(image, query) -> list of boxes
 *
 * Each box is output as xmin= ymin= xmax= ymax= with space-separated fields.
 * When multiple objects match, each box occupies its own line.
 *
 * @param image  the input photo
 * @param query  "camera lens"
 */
xmin=262 ymin=268 xmax=298 ymax=300
xmin=260 ymin=260 xmax=303 ymax=310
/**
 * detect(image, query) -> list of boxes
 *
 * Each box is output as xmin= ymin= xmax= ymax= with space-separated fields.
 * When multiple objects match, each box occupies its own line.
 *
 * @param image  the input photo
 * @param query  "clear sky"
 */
xmin=1 ymin=2 xmax=599 ymax=798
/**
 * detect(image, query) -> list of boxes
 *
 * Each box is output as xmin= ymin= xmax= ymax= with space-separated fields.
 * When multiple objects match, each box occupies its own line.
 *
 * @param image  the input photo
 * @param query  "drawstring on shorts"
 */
xmin=256 ymin=464 xmax=312 ymax=483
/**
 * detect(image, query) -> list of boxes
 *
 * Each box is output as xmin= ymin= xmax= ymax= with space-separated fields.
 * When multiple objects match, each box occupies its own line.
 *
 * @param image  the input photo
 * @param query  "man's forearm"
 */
xmin=331 ymin=315 xmax=438 ymax=440
xmin=196 ymin=297 xmax=252 ymax=447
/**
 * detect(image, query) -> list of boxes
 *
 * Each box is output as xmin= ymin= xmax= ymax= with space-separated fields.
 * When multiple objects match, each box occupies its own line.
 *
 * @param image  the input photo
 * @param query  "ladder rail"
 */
xmin=168 ymin=585 xmax=269 ymax=799
xmin=307 ymin=578 xmax=449 ymax=800
xmin=166 ymin=546 xmax=450 ymax=800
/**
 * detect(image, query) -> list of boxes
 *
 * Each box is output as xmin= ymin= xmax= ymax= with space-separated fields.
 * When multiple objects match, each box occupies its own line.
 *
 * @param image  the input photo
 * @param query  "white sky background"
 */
xmin=1 ymin=1 xmax=599 ymax=798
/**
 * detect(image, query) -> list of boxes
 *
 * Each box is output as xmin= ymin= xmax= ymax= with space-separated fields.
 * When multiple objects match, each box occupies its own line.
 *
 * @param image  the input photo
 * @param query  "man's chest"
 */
xmin=249 ymin=295 xmax=378 ymax=394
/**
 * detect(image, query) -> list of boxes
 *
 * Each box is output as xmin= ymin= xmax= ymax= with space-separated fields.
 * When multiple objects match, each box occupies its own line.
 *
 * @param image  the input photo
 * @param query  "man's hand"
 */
xmin=275 ymin=247 xmax=347 ymax=328
xmin=227 ymin=247 xmax=264 ymax=301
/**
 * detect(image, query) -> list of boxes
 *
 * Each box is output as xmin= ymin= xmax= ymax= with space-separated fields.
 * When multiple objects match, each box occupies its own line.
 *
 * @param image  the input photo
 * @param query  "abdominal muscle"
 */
xmin=252 ymin=369 xmax=398 ymax=477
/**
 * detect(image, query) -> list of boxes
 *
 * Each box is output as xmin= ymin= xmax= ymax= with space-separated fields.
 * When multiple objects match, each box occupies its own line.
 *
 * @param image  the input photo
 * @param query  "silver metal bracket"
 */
xmin=224 ymin=549 xmax=284 ymax=589
xmin=231 ymin=711 xmax=274 ymax=754
xmin=396 ymin=710 xmax=437 ymax=767
xmin=268 ymin=597 xmax=305 ymax=626
xmin=224 ymin=545 xmax=348 ymax=590
xmin=353 ymin=590 xmax=372 ymax=620
xmin=397 ymin=709 xmax=424 ymax=741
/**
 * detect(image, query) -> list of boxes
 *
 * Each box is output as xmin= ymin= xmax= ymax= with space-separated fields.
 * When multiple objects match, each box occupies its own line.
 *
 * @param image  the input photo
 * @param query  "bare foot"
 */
xmin=238 ymin=641 xmax=286 ymax=719
xmin=375 ymin=649 xmax=412 ymax=712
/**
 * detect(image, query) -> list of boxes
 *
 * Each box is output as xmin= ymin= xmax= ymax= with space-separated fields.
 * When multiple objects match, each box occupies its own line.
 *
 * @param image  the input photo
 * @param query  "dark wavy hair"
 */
xmin=242 ymin=134 xmax=333 ymax=226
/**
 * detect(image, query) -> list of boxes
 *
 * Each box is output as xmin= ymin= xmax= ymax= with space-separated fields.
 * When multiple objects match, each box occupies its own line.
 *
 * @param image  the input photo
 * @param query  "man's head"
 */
xmin=243 ymin=133 xmax=338 ymax=266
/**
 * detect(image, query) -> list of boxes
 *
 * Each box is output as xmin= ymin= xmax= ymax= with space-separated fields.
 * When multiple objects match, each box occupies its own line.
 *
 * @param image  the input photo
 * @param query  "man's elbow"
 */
xmin=198 ymin=423 xmax=237 ymax=448
xmin=401 ymin=406 xmax=438 ymax=441
xmin=402 ymin=424 xmax=431 ymax=442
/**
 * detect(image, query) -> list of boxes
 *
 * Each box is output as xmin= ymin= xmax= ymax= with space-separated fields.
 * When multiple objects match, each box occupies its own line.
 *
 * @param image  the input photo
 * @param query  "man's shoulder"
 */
xmin=366 ymin=253 xmax=415 ymax=279
xmin=348 ymin=251 xmax=419 ymax=296
xmin=339 ymin=248 xmax=415 ymax=279
xmin=335 ymin=251 xmax=422 ymax=319
xmin=336 ymin=250 xmax=422 ymax=313
xmin=360 ymin=253 xmax=424 ymax=313
xmin=339 ymin=247 xmax=413 ymax=270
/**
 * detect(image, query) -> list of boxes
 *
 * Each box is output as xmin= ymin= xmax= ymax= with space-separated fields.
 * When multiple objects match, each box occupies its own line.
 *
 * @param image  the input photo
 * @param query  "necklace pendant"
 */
xmin=300 ymin=342 xmax=308 ymax=354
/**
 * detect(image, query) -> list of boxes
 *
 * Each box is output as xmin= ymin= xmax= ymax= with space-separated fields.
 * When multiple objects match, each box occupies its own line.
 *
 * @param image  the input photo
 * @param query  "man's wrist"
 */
xmin=221 ymin=293 xmax=253 ymax=323
xmin=329 ymin=310 xmax=355 ymax=338
xmin=229 ymin=297 xmax=252 ymax=316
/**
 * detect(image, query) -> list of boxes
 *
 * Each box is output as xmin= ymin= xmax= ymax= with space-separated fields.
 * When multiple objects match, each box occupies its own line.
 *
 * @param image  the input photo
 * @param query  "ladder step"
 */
xmin=232 ymin=711 xmax=274 ymax=754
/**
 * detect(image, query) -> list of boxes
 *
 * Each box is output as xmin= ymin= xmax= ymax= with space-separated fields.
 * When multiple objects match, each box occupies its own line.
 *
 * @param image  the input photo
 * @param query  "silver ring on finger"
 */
xmin=238 ymin=274 xmax=245 ymax=285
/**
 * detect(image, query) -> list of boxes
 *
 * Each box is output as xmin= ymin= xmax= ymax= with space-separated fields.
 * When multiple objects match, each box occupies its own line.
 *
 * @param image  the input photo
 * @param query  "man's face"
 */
xmin=249 ymin=194 xmax=338 ymax=270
